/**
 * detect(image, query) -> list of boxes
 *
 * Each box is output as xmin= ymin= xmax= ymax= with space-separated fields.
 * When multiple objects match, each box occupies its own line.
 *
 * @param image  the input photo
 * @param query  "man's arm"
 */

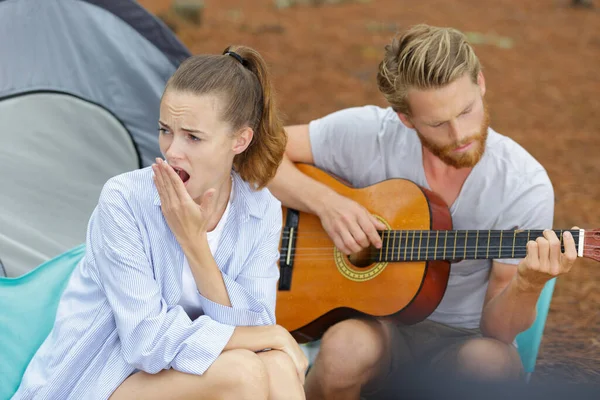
xmin=478 ymin=169 xmax=576 ymax=345
xmin=479 ymin=261 xmax=542 ymax=344
xmin=268 ymin=125 xmax=333 ymax=215
xmin=481 ymin=228 xmax=578 ymax=345
xmin=268 ymin=124 xmax=385 ymax=255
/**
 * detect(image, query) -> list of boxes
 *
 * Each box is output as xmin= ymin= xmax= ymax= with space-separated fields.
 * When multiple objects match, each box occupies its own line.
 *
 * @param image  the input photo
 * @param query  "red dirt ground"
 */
xmin=140 ymin=0 xmax=600 ymax=383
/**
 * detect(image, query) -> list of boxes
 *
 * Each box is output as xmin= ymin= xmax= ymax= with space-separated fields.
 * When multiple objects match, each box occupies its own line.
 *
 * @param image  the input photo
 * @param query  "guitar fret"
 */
xmin=453 ymin=231 xmax=457 ymax=259
xmin=443 ymin=231 xmax=448 ymax=259
xmin=404 ymin=231 xmax=409 ymax=261
xmin=499 ymin=230 xmax=503 ymax=258
xmin=390 ymin=230 xmax=395 ymax=261
xmin=385 ymin=230 xmax=390 ymax=261
xmin=397 ymin=230 xmax=401 ymax=261
xmin=397 ymin=231 xmax=400 ymax=261
xmin=426 ymin=231 xmax=431 ymax=260
xmin=418 ymin=231 xmax=423 ymax=260
xmin=486 ymin=230 xmax=490 ymax=259
xmin=512 ymin=230 xmax=517 ymax=258
xmin=396 ymin=230 xmax=402 ymax=261
xmin=560 ymin=230 xmax=564 ymax=252
xmin=434 ymin=231 xmax=439 ymax=261
xmin=464 ymin=231 xmax=468 ymax=259
xmin=411 ymin=231 xmax=415 ymax=261
xmin=475 ymin=231 xmax=479 ymax=259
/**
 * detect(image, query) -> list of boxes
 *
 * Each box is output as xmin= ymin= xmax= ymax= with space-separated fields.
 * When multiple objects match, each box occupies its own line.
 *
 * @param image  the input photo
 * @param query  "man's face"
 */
xmin=399 ymin=72 xmax=489 ymax=169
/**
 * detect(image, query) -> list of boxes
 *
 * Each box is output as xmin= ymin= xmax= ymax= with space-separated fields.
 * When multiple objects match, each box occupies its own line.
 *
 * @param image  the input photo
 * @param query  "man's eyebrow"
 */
xmin=427 ymin=101 xmax=475 ymax=125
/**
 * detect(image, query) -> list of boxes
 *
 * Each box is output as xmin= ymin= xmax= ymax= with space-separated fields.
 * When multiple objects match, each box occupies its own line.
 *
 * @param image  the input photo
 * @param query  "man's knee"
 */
xmin=456 ymin=338 xmax=522 ymax=380
xmin=317 ymin=318 xmax=389 ymax=377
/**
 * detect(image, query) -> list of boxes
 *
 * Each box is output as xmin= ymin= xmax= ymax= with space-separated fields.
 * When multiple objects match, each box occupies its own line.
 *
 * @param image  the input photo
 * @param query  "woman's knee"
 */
xmin=215 ymin=349 xmax=270 ymax=399
xmin=258 ymin=349 xmax=298 ymax=375
xmin=258 ymin=350 xmax=305 ymax=400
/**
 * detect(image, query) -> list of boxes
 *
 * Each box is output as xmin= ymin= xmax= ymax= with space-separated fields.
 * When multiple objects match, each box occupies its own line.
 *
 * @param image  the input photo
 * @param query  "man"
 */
xmin=268 ymin=24 xmax=579 ymax=399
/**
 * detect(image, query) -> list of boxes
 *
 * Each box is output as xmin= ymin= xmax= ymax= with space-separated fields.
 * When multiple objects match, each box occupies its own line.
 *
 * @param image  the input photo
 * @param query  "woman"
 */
xmin=13 ymin=46 xmax=307 ymax=400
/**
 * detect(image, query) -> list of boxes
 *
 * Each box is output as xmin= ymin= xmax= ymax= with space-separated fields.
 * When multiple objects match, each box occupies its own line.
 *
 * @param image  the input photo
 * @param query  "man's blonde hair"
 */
xmin=377 ymin=24 xmax=481 ymax=116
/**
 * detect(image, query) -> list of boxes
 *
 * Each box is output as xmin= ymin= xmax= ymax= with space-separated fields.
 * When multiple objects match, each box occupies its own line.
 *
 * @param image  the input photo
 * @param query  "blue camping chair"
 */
xmin=300 ymin=278 xmax=557 ymax=383
xmin=0 ymin=244 xmax=86 ymax=400
xmin=515 ymin=277 xmax=557 ymax=382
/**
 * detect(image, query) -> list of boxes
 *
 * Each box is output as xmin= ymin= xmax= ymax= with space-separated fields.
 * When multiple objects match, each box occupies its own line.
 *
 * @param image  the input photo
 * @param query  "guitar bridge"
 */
xmin=279 ymin=209 xmax=299 ymax=291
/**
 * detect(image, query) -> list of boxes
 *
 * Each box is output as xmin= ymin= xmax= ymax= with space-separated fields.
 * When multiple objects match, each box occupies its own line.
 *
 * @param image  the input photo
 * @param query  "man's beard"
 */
xmin=416 ymin=100 xmax=490 ymax=169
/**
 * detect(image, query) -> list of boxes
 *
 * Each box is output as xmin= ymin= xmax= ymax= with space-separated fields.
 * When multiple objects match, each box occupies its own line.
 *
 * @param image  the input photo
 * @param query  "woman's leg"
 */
xmin=109 ymin=349 xmax=269 ymax=400
xmin=257 ymin=350 xmax=306 ymax=400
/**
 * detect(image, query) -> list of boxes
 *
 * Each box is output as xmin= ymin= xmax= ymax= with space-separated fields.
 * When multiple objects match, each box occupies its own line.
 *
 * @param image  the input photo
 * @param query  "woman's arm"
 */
xmin=192 ymin=204 xmax=282 ymax=326
xmin=92 ymin=179 xmax=235 ymax=375
xmin=153 ymin=159 xmax=281 ymax=327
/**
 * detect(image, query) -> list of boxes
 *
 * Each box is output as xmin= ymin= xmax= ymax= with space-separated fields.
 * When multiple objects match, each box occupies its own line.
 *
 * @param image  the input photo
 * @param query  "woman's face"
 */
xmin=158 ymin=90 xmax=252 ymax=203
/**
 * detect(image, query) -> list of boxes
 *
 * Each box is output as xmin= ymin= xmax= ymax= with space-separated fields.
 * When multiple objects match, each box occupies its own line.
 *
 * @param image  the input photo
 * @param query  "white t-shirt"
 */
xmin=308 ymin=105 xmax=554 ymax=329
xmin=178 ymin=177 xmax=234 ymax=320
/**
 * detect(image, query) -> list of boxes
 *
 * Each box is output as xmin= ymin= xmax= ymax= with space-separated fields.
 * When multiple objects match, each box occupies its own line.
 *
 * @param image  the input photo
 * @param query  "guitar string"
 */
xmin=281 ymin=252 xmax=588 ymax=261
xmin=281 ymin=247 xmax=594 ymax=254
xmin=279 ymin=229 xmax=587 ymax=237
xmin=279 ymin=231 xmax=594 ymax=258
xmin=279 ymin=233 xmax=589 ymax=242
xmin=279 ymin=244 xmax=591 ymax=251
xmin=279 ymin=245 xmax=596 ymax=258
xmin=280 ymin=245 xmax=594 ymax=253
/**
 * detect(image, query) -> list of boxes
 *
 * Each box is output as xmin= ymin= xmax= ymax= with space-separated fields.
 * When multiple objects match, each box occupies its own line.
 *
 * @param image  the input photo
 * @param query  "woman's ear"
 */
xmin=232 ymin=127 xmax=254 ymax=155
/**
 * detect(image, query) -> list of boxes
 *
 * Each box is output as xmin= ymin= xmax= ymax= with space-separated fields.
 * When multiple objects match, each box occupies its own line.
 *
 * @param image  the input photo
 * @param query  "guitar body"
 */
xmin=276 ymin=164 xmax=454 ymax=343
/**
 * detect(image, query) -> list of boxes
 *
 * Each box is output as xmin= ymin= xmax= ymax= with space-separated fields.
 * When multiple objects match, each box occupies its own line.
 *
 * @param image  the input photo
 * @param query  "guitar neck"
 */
xmin=373 ymin=229 xmax=582 ymax=262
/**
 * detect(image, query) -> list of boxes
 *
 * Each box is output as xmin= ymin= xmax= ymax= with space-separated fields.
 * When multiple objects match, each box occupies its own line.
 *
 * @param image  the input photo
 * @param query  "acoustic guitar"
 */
xmin=276 ymin=164 xmax=600 ymax=343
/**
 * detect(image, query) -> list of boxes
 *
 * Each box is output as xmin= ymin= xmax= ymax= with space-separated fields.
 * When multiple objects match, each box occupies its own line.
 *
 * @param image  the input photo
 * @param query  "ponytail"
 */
xmin=225 ymin=45 xmax=287 ymax=190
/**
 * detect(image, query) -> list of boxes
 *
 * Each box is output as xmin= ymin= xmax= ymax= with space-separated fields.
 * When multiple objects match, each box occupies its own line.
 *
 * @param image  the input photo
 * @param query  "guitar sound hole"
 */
xmin=347 ymin=247 xmax=373 ymax=268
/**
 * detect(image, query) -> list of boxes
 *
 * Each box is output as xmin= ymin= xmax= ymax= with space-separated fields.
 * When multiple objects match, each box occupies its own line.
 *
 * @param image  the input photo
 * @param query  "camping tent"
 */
xmin=0 ymin=0 xmax=191 ymax=277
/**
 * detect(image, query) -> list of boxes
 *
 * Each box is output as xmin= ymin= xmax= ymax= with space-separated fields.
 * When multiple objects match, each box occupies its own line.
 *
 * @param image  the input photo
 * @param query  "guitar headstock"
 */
xmin=581 ymin=228 xmax=600 ymax=262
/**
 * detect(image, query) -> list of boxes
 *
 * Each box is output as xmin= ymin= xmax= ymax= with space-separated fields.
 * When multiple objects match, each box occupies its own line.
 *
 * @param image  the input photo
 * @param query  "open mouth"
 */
xmin=171 ymin=166 xmax=191 ymax=184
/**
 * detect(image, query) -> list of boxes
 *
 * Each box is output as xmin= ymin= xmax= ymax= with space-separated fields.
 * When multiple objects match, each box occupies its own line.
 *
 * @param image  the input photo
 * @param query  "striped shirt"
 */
xmin=13 ymin=166 xmax=282 ymax=400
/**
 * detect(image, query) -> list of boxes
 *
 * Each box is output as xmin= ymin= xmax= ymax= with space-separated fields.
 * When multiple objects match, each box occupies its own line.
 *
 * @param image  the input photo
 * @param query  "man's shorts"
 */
xmin=360 ymin=319 xmax=485 ymax=400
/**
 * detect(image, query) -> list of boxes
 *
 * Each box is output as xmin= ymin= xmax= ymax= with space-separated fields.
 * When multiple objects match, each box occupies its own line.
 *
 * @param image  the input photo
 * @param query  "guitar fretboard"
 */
xmin=372 ymin=229 xmax=579 ymax=262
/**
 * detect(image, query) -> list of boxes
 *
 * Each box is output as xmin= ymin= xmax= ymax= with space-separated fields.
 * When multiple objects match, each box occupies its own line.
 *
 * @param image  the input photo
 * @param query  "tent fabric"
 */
xmin=0 ymin=0 xmax=191 ymax=276
xmin=81 ymin=0 xmax=190 ymax=68
xmin=0 ymin=93 xmax=139 ymax=277
xmin=0 ymin=0 xmax=190 ymax=167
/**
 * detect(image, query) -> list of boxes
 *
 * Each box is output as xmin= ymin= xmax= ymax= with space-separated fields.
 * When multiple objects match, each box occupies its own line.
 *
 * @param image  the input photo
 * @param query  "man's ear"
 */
xmin=397 ymin=112 xmax=415 ymax=129
xmin=232 ymin=127 xmax=254 ymax=154
xmin=478 ymin=71 xmax=486 ymax=97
